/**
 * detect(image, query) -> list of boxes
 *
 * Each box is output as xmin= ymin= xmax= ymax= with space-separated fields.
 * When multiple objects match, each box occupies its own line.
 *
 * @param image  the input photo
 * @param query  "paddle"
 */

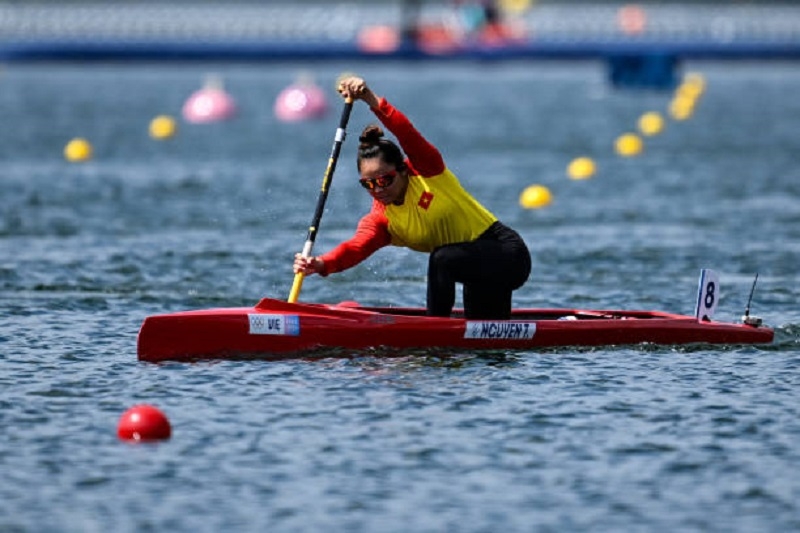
xmin=288 ymin=97 xmax=354 ymax=303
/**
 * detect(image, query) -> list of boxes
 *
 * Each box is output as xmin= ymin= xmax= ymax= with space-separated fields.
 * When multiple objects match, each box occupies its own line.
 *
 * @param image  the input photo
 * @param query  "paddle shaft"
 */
xmin=288 ymin=98 xmax=353 ymax=303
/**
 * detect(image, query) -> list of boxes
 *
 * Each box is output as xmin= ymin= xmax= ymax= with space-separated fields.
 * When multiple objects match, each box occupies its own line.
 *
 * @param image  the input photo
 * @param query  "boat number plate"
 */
xmin=464 ymin=321 xmax=536 ymax=340
xmin=248 ymin=314 xmax=300 ymax=336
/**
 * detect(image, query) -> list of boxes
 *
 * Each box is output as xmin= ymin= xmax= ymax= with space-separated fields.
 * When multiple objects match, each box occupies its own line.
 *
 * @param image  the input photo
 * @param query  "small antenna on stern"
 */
xmin=742 ymin=273 xmax=762 ymax=327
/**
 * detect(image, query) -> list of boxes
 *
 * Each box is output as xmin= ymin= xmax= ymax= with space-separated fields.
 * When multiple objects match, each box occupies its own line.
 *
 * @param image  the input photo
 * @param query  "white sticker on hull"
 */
xmin=248 ymin=314 xmax=300 ymax=336
xmin=464 ymin=321 xmax=536 ymax=340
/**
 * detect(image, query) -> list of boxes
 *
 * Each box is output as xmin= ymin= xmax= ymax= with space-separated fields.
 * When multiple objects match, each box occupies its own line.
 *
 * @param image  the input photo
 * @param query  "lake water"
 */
xmin=1 ymin=60 xmax=799 ymax=532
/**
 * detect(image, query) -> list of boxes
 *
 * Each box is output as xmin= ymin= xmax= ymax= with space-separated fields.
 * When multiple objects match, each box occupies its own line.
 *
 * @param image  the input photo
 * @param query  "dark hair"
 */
xmin=357 ymin=124 xmax=406 ymax=172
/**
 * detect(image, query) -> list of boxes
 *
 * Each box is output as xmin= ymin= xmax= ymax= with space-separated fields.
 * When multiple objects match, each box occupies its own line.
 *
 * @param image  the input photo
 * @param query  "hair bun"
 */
xmin=358 ymin=125 xmax=384 ymax=146
xmin=355 ymin=123 xmax=405 ymax=172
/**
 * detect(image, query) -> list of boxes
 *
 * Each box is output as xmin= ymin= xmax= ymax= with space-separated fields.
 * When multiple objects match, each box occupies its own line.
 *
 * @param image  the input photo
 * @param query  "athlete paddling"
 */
xmin=293 ymin=76 xmax=531 ymax=319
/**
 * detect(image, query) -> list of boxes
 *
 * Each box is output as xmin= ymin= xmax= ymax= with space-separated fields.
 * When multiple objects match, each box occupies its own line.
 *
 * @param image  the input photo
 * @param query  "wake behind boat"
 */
xmin=136 ymin=270 xmax=773 ymax=362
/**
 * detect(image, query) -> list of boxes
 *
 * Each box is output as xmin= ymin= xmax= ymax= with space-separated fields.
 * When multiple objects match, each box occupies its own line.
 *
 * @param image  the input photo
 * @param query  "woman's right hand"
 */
xmin=293 ymin=253 xmax=323 ymax=276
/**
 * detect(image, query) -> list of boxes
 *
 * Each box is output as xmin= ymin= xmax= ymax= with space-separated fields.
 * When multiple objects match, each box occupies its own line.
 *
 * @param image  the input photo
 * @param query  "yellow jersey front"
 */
xmin=385 ymin=169 xmax=497 ymax=253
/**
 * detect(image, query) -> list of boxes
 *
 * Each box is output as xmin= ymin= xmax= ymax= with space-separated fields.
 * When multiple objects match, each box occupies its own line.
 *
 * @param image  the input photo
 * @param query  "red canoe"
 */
xmin=137 ymin=296 xmax=773 ymax=363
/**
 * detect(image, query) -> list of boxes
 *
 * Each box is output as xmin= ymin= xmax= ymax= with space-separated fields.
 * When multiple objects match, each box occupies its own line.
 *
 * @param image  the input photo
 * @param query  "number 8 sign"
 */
xmin=694 ymin=269 xmax=720 ymax=321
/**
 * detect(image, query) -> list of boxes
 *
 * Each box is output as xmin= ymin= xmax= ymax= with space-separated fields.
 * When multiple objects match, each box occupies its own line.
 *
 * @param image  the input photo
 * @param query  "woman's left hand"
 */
xmin=337 ymin=76 xmax=379 ymax=108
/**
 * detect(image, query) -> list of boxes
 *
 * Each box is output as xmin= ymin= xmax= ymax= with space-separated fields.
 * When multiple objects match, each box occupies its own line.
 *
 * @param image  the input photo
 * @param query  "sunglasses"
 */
xmin=359 ymin=170 xmax=397 ymax=190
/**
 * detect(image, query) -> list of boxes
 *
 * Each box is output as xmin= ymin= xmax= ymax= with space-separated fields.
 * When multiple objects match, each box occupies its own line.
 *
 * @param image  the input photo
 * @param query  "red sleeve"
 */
xmin=372 ymin=98 xmax=445 ymax=177
xmin=318 ymin=203 xmax=391 ymax=275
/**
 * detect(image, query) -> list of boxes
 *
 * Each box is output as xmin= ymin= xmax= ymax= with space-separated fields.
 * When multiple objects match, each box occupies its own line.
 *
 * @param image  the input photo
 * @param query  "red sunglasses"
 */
xmin=359 ymin=170 xmax=397 ymax=190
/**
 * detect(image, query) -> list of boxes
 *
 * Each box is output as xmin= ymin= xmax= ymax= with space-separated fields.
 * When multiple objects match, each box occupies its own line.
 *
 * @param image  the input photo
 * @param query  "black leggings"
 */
xmin=427 ymin=221 xmax=531 ymax=319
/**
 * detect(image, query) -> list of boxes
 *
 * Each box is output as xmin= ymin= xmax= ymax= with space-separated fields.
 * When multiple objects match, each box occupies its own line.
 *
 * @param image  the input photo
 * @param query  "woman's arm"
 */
xmin=294 ymin=209 xmax=391 ymax=276
xmin=371 ymin=98 xmax=445 ymax=177
xmin=338 ymin=77 xmax=445 ymax=177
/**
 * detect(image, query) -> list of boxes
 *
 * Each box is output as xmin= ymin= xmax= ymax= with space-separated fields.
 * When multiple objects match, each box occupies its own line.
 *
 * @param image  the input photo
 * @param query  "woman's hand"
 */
xmin=293 ymin=253 xmax=324 ymax=276
xmin=337 ymin=76 xmax=380 ymax=108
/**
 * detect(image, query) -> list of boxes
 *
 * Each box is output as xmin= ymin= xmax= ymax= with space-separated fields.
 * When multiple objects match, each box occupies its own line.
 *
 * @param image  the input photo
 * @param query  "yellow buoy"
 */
xmin=669 ymin=96 xmax=695 ymax=121
xmin=567 ymin=157 xmax=596 ymax=180
xmin=638 ymin=111 xmax=665 ymax=136
xmin=519 ymin=185 xmax=552 ymax=209
xmin=64 ymin=138 xmax=92 ymax=162
xmin=679 ymin=72 xmax=706 ymax=98
xmin=676 ymin=83 xmax=702 ymax=102
xmin=149 ymin=115 xmax=177 ymax=140
xmin=614 ymin=133 xmax=643 ymax=157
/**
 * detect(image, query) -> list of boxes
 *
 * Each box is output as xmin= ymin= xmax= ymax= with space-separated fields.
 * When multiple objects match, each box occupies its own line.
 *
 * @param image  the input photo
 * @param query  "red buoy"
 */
xmin=117 ymin=404 xmax=172 ymax=441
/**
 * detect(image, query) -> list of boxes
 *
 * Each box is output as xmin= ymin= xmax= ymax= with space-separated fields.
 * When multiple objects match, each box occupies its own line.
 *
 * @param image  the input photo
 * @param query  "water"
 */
xmin=1 ymin=60 xmax=799 ymax=532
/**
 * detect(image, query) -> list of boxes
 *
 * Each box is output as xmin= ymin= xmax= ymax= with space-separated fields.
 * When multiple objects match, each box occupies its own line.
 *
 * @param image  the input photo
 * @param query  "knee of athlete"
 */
xmin=429 ymin=247 xmax=455 ymax=271
xmin=516 ymin=252 xmax=532 ymax=282
xmin=514 ymin=266 xmax=531 ymax=289
xmin=430 ymin=246 xmax=458 ymax=269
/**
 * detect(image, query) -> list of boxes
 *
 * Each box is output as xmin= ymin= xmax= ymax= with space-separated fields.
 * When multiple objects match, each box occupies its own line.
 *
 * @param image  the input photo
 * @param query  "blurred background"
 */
xmin=2 ymin=0 xmax=799 ymax=91
xmin=2 ymin=1 xmax=799 ymax=83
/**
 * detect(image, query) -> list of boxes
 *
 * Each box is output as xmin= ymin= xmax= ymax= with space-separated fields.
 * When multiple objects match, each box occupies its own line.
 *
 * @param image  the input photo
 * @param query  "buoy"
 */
xmin=678 ymin=72 xmax=706 ymax=99
xmin=615 ymin=133 xmax=644 ymax=157
xmin=149 ymin=115 xmax=177 ymax=140
xmin=638 ymin=111 xmax=665 ymax=136
xmin=676 ymin=83 xmax=702 ymax=102
xmin=567 ymin=157 xmax=596 ymax=180
xmin=64 ymin=138 xmax=92 ymax=162
xmin=274 ymin=74 xmax=328 ymax=122
xmin=117 ymin=404 xmax=172 ymax=441
xmin=182 ymin=75 xmax=237 ymax=124
xmin=671 ymin=73 xmax=704 ymax=120
xmin=519 ymin=185 xmax=553 ymax=209
xmin=669 ymin=96 xmax=695 ymax=121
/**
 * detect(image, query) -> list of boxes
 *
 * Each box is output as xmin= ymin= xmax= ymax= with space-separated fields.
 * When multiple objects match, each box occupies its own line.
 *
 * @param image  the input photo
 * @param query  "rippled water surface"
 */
xmin=1 ymin=61 xmax=799 ymax=532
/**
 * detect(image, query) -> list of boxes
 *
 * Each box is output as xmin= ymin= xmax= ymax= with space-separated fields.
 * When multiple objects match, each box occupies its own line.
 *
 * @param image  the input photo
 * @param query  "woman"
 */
xmin=293 ymin=76 xmax=530 ymax=319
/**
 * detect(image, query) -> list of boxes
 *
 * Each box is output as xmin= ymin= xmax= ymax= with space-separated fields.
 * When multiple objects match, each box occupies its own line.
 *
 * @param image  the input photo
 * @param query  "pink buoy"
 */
xmin=182 ymin=75 xmax=237 ymax=124
xmin=274 ymin=75 xmax=328 ymax=122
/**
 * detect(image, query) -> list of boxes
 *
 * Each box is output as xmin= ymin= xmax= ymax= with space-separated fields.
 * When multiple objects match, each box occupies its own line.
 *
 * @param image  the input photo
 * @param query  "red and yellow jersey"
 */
xmin=384 ymin=170 xmax=496 ymax=252
xmin=319 ymin=98 xmax=497 ymax=275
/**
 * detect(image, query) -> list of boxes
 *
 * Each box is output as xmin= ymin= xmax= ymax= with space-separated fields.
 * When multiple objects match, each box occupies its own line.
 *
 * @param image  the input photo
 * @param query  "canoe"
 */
xmin=137 ymin=271 xmax=773 ymax=362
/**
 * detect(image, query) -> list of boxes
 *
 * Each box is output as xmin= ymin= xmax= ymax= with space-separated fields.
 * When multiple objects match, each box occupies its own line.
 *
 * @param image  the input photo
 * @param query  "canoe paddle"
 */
xmin=288 ymin=97 xmax=353 ymax=303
